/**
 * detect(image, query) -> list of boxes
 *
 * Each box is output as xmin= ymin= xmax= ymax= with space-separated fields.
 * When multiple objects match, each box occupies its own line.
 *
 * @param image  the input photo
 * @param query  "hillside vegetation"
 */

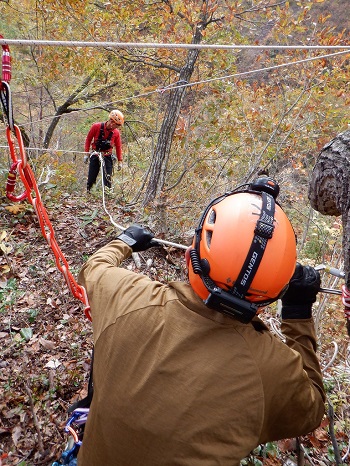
xmin=0 ymin=0 xmax=349 ymax=464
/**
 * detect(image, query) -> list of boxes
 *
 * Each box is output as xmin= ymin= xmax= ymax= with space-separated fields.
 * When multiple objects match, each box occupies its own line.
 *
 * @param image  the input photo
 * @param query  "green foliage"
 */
xmin=240 ymin=443 xmax=278 ymax=465
xmin=50 ymin=161 xmax=79 ymax=192
xmin=0 ymin=277 xmax=20 ymax=313
xmin=19 ymin=327 xmax=33 ymax=341
xmin=27 ymin=308 xmax=39 ymax=323
xmin=79 ymin=209 xmax=99 ymax=227
xmin=301 ymin=215 xmax=342 ymax=264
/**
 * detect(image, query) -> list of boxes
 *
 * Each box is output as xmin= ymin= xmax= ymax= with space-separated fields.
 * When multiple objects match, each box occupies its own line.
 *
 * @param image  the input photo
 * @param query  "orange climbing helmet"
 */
xmin=188 ymin=177 xmax=297 ymax=322
xmin=109 ymin=109 xmax=124 ymax=126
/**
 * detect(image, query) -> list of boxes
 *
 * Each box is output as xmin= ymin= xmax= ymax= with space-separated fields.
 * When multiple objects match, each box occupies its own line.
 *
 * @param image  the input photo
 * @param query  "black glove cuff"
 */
xmin=117 ymin=233 xmax=136 ymax=249
xmin=281 ymin=303 xmax=312 ymax=320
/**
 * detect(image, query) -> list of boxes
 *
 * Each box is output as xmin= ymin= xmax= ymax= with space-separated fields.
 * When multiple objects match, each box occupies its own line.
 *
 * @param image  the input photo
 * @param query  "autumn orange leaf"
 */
xmin=5 ymin=204 xmax=25 ymax=215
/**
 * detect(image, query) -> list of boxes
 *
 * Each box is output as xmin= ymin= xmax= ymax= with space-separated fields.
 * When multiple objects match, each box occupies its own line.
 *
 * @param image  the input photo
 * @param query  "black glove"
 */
xmin=117 ymin=224 xmax=159 ymax=252
xmin=281 ymin=263 xmax=321 ymax=319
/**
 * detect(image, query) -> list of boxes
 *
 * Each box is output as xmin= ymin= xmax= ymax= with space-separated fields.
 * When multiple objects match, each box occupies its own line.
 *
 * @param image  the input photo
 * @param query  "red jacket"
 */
xmin=85 ymin=122 xmax=122 ymax=161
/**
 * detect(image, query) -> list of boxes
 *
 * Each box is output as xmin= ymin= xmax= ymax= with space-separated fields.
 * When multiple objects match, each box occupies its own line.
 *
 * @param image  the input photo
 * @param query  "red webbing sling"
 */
xmin=1 ymin=35 xmax=91 ymax=321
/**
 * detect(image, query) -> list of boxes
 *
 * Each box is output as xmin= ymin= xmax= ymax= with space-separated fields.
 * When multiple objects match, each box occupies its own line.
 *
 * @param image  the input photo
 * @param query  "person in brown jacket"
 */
xmin=77 ymin=176 xmax=326 ymax=466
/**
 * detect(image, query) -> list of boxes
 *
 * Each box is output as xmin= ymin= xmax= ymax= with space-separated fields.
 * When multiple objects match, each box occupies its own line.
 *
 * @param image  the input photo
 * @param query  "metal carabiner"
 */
xmin=5 ymin=126 xmax=32 ymax=202
xmin=315 ymin=263 xmax=345 ymax=279
xmin=315 ymin=264 xmax=344 ymax=296
xmin=7 ymin=125 xmax=28 ymax=167
xmin=319 ymin=287 xmax=342 ymax=296
xmin=66 ymin=408 xmax=89 ymax=427
xmin=6 ymin=161 xmax=28 ymax=202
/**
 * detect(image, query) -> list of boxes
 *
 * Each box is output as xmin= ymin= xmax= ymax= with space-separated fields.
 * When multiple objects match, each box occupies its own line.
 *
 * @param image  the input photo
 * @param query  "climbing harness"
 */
xmin=51 ymin=408 xmax=88 ymax=465
xmin=95 ymin=122 xmax=113 ymax=152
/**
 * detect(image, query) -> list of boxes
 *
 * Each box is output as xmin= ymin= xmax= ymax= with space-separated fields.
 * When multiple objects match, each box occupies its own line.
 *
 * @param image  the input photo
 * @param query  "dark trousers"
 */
xmin=87 ymin=154 xmax=113 ymax=190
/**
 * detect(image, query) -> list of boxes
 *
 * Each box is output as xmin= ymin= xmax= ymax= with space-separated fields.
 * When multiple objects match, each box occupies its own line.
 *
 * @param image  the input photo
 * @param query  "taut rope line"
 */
xmin=0 ymin=39 xmax=349 ymax=51
xmin=10 ymin=50 xmax=350 ymax=131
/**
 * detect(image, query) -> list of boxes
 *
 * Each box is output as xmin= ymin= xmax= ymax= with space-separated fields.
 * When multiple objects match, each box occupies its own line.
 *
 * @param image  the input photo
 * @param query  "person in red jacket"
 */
xmin=84 ymin=109 xmax=124 ymax=192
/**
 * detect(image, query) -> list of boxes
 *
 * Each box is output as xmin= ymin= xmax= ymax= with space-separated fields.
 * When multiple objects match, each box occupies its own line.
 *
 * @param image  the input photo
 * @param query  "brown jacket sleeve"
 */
xmin=255 ymin=317 xmax=326 ymax=442
xmin=77 ymin=240 xmax=133 ymax=335
xmin=282 ymin=319 xmax=325 ymax=403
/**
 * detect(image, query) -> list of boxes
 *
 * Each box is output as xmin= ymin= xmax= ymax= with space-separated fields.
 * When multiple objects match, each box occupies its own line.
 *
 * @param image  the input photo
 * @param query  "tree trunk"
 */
xmin=142 ymin=27 xmax=202 ymax=206
xmin=308 ymin=129 xmax=350 ymax=287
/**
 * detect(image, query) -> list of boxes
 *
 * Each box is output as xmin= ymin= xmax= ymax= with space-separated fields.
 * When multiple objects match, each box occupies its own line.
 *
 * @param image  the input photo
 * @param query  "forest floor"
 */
xmin=0 ymin=189 xmax=349 ymax=466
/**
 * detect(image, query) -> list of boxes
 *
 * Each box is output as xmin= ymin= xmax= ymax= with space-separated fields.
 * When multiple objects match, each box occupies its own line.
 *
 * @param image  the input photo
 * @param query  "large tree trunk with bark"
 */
xmin=308 ymin=129 xmax=350 ymax=290
xmin=308 ymin=130 xmax=350 ymax=217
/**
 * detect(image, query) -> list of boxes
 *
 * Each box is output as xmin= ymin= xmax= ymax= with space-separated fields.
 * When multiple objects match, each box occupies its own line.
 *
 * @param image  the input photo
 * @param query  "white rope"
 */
xmin=10 ymin=50 xmax=350 ymax=131
xmin=173 ymin=50 xmax=349 ymax=89
xmin=0 ymin=144 xmax=86 ymax=154
xmin=0 ymin=39 xmax=350 ymax=50
xmin=97 ymin=153 xmax=188 ymax=250
xmin=322 ymin=341 xmax=339 ymax=373
xmin=342 ymin=441 xmax=350 ymax=463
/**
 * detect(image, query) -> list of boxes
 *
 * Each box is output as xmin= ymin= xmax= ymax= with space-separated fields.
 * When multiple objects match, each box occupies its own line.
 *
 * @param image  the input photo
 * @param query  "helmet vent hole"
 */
xmin=206 ymin=231 xmax=212 ymax=248
xmin=208 ymin=209 xmax=216 ymax=224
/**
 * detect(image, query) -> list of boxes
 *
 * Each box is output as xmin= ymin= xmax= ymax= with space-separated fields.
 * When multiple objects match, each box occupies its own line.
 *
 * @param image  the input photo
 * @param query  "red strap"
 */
xmin=5 ymin=124 xmax=91 ymax=320
xmin=341 ymin=285 xmax=350 ymax=319
xmin=0 ymin=35 xmax=11 ymax=83
xmin=1 ymin=38 xmax=90 ymax=320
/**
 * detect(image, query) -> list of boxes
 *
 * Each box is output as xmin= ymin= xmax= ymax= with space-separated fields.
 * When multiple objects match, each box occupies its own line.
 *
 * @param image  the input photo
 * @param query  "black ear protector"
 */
xmin=190 ymin=176 xmax=280 ymax=323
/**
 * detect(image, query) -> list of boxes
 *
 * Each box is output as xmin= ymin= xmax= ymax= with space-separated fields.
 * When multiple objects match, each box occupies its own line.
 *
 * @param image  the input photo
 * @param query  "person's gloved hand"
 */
xmin=281 ymin=263 xmax=321 ymax=319
xmin=117 ymin=161 xmax=122 ymax=171
xmin=84 ymin=154 xmax=89 ymax=164
xmin=117 ymin=224 xmax=159 ymax=252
